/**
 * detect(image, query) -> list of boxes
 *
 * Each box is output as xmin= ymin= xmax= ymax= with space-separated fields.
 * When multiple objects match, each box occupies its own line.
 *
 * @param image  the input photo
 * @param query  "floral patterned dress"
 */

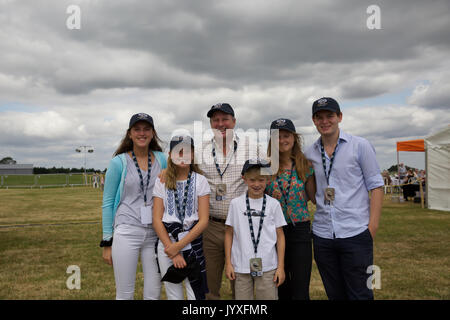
xmin=265 ymin=166 xmax=314 ymax=224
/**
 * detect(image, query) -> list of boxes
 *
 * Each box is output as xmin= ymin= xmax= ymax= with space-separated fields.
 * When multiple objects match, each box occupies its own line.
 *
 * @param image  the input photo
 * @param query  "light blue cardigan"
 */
xmin=101 ymin=151 xmax=167 ymax=241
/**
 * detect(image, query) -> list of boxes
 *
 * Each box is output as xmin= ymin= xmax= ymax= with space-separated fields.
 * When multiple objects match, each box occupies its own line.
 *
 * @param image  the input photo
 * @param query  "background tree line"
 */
xmin=1 ymin=157 xmax=105 ymax=174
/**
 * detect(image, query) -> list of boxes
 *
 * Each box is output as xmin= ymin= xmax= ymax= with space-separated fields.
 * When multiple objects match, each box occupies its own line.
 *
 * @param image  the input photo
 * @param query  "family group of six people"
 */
xmin=100 ymin=97 xmax=384 ymax=301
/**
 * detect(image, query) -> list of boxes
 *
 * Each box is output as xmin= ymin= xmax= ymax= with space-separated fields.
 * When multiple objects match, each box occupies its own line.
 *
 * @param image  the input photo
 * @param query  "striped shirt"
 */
xmin=197 ymin=133 xmax=261 ymax=220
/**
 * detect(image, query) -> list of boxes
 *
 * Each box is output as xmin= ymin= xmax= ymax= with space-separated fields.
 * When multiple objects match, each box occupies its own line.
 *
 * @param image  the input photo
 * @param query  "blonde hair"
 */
xmin=164 ymin=148 xmax=203 ymax=190
xmin=267 ymin=131 xmax=311 ymax=182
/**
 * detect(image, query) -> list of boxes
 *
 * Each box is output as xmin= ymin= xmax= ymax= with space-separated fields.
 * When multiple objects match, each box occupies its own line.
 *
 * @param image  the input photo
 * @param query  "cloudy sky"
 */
xmin=1 ymin=0 xmax=449 ymax=171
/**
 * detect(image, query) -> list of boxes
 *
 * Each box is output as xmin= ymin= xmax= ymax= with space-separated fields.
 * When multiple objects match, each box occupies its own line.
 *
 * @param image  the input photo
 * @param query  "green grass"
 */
xmin=370 ymin=201 xmax=450 ymax=299
xmin=0 ymin=188 xmax=448 ymax=299
xmin=0 ymin=188 xmax=100 ymax=225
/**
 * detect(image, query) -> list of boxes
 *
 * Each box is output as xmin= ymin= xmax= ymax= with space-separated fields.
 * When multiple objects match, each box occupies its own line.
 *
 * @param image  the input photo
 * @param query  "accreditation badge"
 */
xmin=216 ymin=183 xmax=227 ymax=201
xmin=140 ymin=205 xmax=152 ymax=225
xmin=249 ymin=257 xmax=263 ymax=277
xmin=324 ymin=187 xmax=335 ymax=206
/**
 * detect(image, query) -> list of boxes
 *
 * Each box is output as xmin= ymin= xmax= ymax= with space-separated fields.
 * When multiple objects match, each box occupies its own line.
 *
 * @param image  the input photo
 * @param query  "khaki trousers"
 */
xmin=203 ymin=219 xmax=235 ymax=299
xmin=235 ymin=269 xmax=278 ymax=300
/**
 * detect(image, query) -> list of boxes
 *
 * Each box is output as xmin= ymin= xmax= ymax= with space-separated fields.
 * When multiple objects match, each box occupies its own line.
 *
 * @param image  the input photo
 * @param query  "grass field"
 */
xmin=0 ymin=187 xmax=449 ymax=300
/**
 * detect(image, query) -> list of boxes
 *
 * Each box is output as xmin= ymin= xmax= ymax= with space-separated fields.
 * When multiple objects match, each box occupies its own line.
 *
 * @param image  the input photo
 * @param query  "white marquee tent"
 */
xmin=425 ymin=125 xmax=450 ymax=211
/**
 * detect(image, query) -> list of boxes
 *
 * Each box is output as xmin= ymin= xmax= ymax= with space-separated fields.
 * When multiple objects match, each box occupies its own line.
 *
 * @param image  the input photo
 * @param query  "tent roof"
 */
xmin=396 ymin=139 xmax=425 ymax=152
xmin=425 ymin=125 xmax=450 ymax=145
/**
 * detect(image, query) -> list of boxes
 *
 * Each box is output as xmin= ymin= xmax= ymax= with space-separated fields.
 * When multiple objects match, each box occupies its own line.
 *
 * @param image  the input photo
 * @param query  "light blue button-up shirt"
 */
xmin=305 ymin=130 xmax=384 ymax=239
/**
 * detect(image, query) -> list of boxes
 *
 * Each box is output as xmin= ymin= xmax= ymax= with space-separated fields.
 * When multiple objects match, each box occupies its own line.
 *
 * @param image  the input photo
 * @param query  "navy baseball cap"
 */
xmin=169 ymin=135 xmax=195 ymax=151
xmin=241 ymin=158 xmax=271 ymax=176
xmin=129 ymin=113 xmax=154 ymax=128
xmin=207 ymin=103 xmax=235 ymax=118
xmin=312 ymin=97 xmax=341 ymax=116
xmin=270 ymin=118 xmax=296 ymax=133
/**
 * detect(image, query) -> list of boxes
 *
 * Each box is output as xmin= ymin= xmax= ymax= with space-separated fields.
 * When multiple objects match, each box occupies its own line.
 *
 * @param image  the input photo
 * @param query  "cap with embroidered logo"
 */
xmin=129 ymin=113 xmax=154 ymax=129
xmin=312 ymin=97 xmax=341 ymax=116
xmin=169 ymin=135 xmax=195 ymax=151
xmin=270 ymin=118 xmax=296 ymax=133
xmin=207 ymin=103 xmax=235 ymax=118
xmin=241 ymin=158 xmax=271 ymax=176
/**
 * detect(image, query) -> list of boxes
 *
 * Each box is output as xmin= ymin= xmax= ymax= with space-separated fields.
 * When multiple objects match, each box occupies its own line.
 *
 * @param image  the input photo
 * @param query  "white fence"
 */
xmin=0 ymin=173 xmax=103 ymax=189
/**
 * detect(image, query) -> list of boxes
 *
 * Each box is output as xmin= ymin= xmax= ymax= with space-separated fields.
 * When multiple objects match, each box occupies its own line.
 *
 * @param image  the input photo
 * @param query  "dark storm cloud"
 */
xmin=1 ymin=0 xmax=450 ymax=171
xmin=2 ymin=0 xmax=449 ymax=97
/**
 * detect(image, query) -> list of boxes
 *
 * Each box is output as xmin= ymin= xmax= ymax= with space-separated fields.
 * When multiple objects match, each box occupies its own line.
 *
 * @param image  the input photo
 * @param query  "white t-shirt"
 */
xmin=225 ymin=193 xmax=287 ymax=273
xmin=153 ymin=172 xmax=211 ymax=231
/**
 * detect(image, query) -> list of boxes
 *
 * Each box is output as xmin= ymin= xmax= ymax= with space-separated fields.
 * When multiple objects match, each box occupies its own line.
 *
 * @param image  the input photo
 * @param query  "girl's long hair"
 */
xmin=267 ymin=131 xmax=311 ymax=182
xmin=113 ymin=127 xmax=163 ymax=157
xmin=165 ymin=148 xmax=203 ymax=190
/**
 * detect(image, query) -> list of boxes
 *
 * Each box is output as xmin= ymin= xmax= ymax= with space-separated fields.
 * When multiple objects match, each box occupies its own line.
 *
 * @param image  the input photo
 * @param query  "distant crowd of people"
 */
xmin=92 ymin=172 xmax=105 ymax=191
xmin=382 ymin=163 xmax=426 ymax=201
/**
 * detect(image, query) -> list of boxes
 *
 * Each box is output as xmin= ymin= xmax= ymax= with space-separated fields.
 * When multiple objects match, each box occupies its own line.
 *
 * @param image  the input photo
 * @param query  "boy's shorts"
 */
xmin=234 ymin=269 xmax=278 ymax=300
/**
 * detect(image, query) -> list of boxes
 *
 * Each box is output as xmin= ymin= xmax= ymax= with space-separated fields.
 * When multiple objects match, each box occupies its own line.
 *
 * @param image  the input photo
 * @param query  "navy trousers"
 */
xmin=278 ymin=220 xmax=312 ymax=300
xmin=313 ymin=228 xmax=374 ymax=300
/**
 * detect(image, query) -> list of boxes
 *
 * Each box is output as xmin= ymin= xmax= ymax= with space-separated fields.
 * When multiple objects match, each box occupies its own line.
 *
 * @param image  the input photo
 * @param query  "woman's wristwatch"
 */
xmin=99 ymin=238 xmax=113 ymax=247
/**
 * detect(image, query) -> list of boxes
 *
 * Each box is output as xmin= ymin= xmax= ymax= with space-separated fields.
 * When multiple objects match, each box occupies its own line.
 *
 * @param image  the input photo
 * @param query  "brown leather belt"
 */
xmin=209 ymin=216 xmax=226 ymax=224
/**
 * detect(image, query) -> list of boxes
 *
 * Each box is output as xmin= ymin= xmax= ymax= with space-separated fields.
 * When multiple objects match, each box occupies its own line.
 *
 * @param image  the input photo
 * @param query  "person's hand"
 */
xmin=225 ymin=263 xmax=235 ymax=281
xmin=102 ymin=247 xmax=113 ymax=266
xmin=172 ymin=254 xmax=186 ymax=269
xmin=273 ymin=267 xmax=285 ymax=287
xmin=164 ymin=242 xmax=182 ymax=259
xmin=158 ymin=169 xmax=167 ymax=183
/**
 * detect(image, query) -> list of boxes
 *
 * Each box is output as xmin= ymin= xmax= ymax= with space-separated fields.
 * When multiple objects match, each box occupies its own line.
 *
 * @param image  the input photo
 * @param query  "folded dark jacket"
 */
xmin=161 ymin=254 xmax=201 ymax=284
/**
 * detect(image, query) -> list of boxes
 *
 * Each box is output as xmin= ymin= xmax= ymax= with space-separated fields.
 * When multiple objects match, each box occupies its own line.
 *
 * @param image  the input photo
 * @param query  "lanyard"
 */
xmin=212 ymin=140 xmax=238 ymax=179
xmin=276 ymin=162 xmax=296 ymax=224
xmin=131 ymin=151 xmax=152 ymax=204
xmin=246 ymin=193 xmax=266 ymax=256
xmin=320 ymin=139 xmax=338 ymax=186
xmin=173 ymin=171 xmax=192 ymax=227
xmin=276 ymin=162 xmax=295 ymax=206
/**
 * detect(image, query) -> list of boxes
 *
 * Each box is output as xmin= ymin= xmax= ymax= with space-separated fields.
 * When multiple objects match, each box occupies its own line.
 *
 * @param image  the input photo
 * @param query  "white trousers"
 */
xmin=112 ymin=224 xmax=161 ymax=300
xmin=157 ymin=240 xmax=195 ymax=300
